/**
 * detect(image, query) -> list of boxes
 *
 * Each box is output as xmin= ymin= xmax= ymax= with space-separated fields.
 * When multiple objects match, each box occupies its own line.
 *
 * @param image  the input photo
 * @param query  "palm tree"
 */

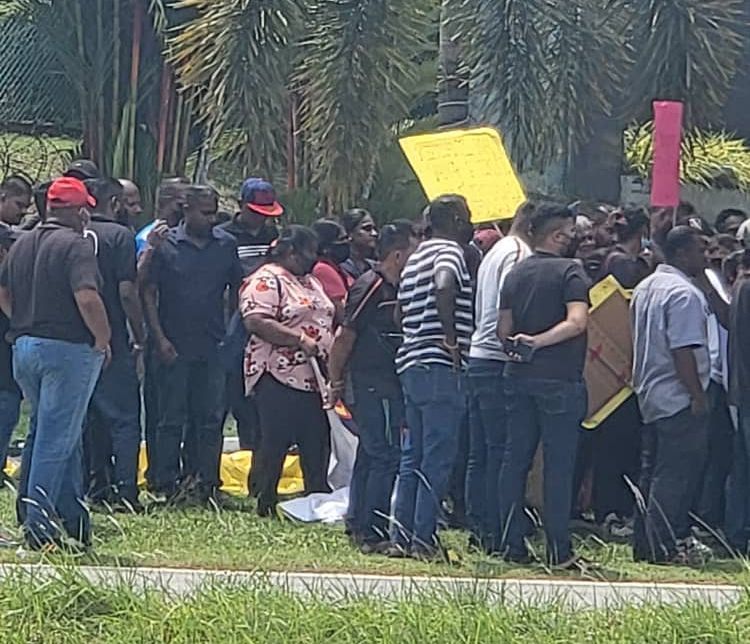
xmin=169 ymin=0 xmax=433 ymax=212
xmin=458 ymin=0 xmax=748 ymax=200
xmin=3 ymin=0 xmax=193 ymax=207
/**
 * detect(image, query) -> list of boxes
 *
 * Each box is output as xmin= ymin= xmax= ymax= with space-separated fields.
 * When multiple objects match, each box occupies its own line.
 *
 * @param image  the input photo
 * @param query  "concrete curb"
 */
xmin=0 ymin=564 xmax=744 ymax=608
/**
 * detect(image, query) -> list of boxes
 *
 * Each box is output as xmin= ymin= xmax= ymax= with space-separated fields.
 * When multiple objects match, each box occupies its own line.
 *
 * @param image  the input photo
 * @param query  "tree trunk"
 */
xmin=437 ymin=0 xmax=468 ymax=127
xmin=566 ymin=110 xmax=624 ymax=203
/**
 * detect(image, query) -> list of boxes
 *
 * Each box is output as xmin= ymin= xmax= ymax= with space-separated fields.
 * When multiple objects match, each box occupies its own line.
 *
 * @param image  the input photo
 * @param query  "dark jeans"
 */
xmin=499 ymin=377 xmax=586 ymax=564
xmin=466 ymin=358 xmax=506 ymax=547
xmin=154 ymin=355 xmax=225 ymax=495
xmin=726 ymin=406 xmax=750 ymax=550
xmin=13 ymin=337 xmax=103 ymax=546
xmin=694 ymin=382 xmax=733 ymax=529
xmin=347 ymin=374 xmax=403 ymax=544
xmin=576 ymin=396 xmax=642 ymax=522
xmin=143 ymin=344 xmax=159 ymax=490
xmin=226 ymin=365 xmax=260 ymax=451
xmin=0 ymin=389 xmax=21 ymax=474
xmin=633 ymin=406 xmax=709 ymax=563
xmin=252 ymin=374 xmax=330 ymax=514
xmin=393 ymin=364 xmax=467 ymax=550
xmin=85 ymin=352 xmax=141 ymax=503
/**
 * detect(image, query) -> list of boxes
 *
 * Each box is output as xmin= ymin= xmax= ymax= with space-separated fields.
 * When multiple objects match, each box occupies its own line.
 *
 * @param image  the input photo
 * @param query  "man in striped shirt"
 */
xmin=391 ymin=195 xmax=474 ymax=559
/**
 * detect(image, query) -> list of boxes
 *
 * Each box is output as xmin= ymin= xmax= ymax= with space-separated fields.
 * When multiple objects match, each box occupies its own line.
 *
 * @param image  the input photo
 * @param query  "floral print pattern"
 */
xmin=240 ymin=263 xmax=335 ymax=393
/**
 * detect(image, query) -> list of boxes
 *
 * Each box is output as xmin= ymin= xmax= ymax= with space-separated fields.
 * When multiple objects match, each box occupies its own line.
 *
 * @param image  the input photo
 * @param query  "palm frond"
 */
xmin=624 ymin=121 xmax=750 ymax=190
xmin=169 ymin=0 xmax=306 ymax=177
xmin=458 ymin=0 xmax=631 ymax=169
xmin=626 ymin=0 xmax=746 ymax=127
xmin=296 ymin=0 xmax=432 ymax=211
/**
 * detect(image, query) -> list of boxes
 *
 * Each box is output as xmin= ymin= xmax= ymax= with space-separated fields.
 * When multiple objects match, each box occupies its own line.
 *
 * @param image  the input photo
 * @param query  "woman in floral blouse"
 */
xmin=241 ymin=225 xmax=336 ymax=516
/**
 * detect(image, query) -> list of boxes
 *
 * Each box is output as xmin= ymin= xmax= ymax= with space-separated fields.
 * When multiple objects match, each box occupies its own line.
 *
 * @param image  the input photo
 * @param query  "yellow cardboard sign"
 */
xmin=399 ymin=127 xmax=526 ymax=224
xmin=583 ymin=276 xmax=634 ymax=430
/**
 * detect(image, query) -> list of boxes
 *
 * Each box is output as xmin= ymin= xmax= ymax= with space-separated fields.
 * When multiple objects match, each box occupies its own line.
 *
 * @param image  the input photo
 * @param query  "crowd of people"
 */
xmin=0 ymin=160 xmax=749 ymax=571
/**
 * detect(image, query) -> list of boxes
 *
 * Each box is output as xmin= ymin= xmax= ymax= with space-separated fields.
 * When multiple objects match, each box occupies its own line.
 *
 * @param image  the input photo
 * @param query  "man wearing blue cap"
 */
xmin=218 ymin=178 xmax=283 ymax=452
xmin=219 ymin=178 xmax=283 ymax=275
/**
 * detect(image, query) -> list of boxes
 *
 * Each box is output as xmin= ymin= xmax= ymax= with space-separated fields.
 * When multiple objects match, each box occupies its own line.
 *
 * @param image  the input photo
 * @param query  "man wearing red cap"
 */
xmin=0 ymin=177 xmax=111 ymax=551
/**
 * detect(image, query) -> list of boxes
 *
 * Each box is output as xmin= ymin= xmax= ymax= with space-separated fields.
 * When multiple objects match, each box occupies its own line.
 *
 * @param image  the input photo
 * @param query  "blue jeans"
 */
xmin=466 ymin=358 xmax=507 ymax=547
xmin=499 ymin=377 xmax=586 ymax=564
xmin=154 ymin=355 xmax=225 ymax=495
xmin=393 ymin=364 xmax=467 ymax=550
xmin=348 ymin=374 xmax=403 ymax=544
xmin=13 ymin=337 xmax=103 ymax=546
xmin=85 ymin=352 xmax=141 ymax=502
xmin=0 ymin=388 xmax=21 ymax=475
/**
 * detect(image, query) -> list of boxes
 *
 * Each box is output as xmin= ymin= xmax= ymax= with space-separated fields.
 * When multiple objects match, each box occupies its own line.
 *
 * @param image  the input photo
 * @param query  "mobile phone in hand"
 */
xmin=503 ymin=338 xmax=536 ymax=363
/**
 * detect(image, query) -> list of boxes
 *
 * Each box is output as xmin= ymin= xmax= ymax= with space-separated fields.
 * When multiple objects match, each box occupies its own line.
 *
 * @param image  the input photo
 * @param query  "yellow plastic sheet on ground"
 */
xmin=399 ymin=126 xmax=526 ymax=224
xmin=135 ymin=446 xmax=305 ymax=497
xmin=4 ymin=446 xmax=305 ymax=497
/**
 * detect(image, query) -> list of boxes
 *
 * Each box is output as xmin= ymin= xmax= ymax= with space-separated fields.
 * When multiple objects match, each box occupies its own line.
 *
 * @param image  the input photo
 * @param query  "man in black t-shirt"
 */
xmin=84 ymin=178 xmax=147 ymax=510
xmin=328 ymin=223 xmax=417 ymax=551
xmin=0 ymin=177 xmax=111 ymax=550
xmin=497 ymin=204 xmax=591 ymax=568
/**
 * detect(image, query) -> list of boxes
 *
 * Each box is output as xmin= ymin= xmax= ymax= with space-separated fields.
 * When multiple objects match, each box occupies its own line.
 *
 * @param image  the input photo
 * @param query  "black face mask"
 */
xmin=328 ymin=241 xmax=351 ymax=264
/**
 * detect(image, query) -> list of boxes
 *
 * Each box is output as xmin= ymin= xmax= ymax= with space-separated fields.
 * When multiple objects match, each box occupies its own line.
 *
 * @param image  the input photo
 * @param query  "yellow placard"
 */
xmin=583 ymin=276 xmax=634 ymax=430
xmin=399 ymin=127 xmax=526 ymax=224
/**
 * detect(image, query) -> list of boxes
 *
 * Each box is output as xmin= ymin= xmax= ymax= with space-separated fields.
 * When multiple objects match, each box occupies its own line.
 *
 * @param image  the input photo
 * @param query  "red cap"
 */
xmin=47 ymin=177 xmax=96 ymax=210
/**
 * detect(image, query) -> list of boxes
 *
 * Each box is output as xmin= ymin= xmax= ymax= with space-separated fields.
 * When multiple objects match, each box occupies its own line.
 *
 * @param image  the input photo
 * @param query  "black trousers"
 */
xmin=633 ymin=406 xmax=709 ymax=562
xmin=226 ymin=365 xmax=261 ymax=451
xmin=252 ymin=374 xmax=331 ymax=514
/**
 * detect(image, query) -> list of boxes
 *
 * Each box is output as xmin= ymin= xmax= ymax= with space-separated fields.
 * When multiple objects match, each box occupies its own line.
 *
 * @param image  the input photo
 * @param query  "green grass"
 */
xmin=0 ymin=132 xmax=78 ymax=182
xmin=0 ymin=569 xmax=749 ymax=643
xmin=1 ymin=491 xmax=750 ymax=586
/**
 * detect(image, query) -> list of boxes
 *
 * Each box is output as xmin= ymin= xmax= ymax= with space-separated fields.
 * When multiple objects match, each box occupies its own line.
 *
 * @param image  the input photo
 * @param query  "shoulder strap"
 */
xmin=349 ymin=275 xmax=385 ymax=322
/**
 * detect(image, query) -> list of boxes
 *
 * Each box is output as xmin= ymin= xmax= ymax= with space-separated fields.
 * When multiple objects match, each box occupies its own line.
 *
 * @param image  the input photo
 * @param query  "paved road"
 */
xmin=0 ymin=564 xmax=743 ymax=609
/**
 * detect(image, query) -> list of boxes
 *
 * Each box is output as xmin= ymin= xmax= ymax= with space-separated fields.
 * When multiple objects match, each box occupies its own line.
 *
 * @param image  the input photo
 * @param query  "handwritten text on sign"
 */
xmin=399 ymin=127 xmax=526 ymax=224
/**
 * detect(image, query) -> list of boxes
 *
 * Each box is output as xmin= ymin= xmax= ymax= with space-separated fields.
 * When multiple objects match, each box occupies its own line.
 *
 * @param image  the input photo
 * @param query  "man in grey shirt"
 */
xmin=631 ymin=226 xmax=711 ymax=564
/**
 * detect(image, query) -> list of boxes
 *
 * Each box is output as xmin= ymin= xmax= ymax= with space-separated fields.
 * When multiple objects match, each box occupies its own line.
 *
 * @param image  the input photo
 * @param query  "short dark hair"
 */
xmin=33 ymin=180 xmax=52 ymax=219
xmin=663 ymin=225 xmax=702 ymax=263
xmin=427 ymin=194 xmax=468 ymax=233
xmin=340 ymin=208 xmax=371 ymax=235
xmin=157 ymin=177 xmax=189 ymax=209
xmin=268 ymin=225 xmax=318 ymax=261
xmin=512 ymin=201 xmax=536 ymax=236
xmin=376 ymin=221 xmax=414 ymax=259
xmin=1 ymin=175 xmax=32 ymax=199
xmin=714 ymin=233 xmax=739 ymax=253
xmin=311 ymin=218 xmax=345 ymax=253
xmin=715 ymin=208 xmax=747 ymax=233
xmin=723 ymin=249 xmax=745 ymax=283
xmin=185 ymin=184 xmax=218 ymax=206
xmin=85 ymin=177 xmax=123 ymax=207
xmin=615 ymin=207 xmax=650 ymax=242
xmin=529 ymin=203 xmax=575 ymax=240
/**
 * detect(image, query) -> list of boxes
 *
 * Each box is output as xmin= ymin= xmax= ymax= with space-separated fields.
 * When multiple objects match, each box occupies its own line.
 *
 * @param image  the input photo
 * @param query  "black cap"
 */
xmin=64 ymin=159 xmax=100 ymax=182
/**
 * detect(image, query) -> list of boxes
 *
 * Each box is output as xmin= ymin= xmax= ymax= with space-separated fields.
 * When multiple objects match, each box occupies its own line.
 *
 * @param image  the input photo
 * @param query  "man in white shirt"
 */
xmin=465 ymin=203 xmax=533 ymax=552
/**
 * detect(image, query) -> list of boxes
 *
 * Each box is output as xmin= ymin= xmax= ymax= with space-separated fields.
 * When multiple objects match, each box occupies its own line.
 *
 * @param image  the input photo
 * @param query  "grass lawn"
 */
xmin=1 ymin=491 xmax=749 ymax=586
xmin=1 ymin=570 xmax=749 ymax=644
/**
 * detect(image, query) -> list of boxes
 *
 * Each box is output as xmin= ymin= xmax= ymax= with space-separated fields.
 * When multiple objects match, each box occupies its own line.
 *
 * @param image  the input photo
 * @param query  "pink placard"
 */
xmin=650 ymin=101 xmax=683 ymax=208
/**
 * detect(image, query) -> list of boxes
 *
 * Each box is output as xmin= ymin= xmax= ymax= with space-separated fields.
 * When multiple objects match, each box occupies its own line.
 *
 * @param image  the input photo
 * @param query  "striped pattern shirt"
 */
xmin=396 ymin=239 xmax=474 ymax=374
